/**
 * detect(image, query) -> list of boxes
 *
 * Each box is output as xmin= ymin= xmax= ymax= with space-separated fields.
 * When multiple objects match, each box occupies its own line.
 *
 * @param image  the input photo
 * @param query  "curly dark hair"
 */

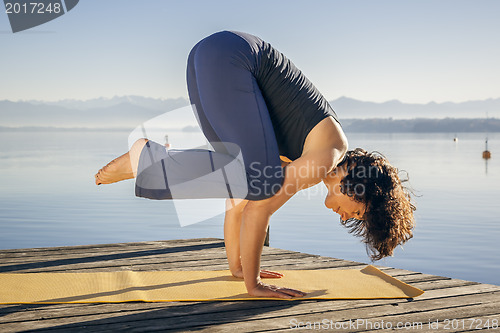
xmin=339 ymin=148 xmax=416 ymax=261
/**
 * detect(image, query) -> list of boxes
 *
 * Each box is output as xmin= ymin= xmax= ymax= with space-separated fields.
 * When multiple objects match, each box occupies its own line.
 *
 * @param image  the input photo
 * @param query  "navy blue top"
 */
xmin=231 ymin=31 xmax=340 ymax=160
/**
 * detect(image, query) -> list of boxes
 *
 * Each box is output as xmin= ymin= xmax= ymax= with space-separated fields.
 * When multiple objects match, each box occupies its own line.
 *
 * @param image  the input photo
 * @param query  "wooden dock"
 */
xmin=0 ymin=238 xmax=499 ymax=332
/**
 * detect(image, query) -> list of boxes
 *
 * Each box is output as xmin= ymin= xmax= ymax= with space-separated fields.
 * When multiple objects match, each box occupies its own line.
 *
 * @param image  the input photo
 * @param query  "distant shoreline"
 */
xmin=340 ymin=117 xmax=500 ymax=133
xmin=0 ymin=126 xmax=133 ymax=132
xmin=1 ymin=118 xmax=499 ymax=133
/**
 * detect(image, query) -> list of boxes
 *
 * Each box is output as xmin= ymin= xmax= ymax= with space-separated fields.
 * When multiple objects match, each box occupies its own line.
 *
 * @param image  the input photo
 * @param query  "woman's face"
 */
xmin=323 ymin=167 xmax=366 ymax=221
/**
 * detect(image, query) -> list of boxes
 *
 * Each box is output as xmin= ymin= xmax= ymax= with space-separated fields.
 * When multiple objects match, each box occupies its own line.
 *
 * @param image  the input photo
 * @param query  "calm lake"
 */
xmin=0 ymin=130 xmax=499 ymax=285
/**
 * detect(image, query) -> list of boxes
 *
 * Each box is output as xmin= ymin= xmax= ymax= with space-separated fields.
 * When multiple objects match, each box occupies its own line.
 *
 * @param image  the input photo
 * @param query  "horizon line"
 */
xmin=1 ymin=95 xmax=500 ymax=105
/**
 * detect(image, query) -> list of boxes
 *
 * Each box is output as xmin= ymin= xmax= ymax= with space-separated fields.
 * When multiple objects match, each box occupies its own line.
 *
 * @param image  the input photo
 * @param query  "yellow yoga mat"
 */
xmin=0 ymin=265 xmax=423 ymax=304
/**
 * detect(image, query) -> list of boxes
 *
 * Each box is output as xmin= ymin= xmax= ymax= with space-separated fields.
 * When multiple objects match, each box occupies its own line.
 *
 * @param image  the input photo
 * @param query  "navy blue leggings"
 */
xmin=135 ymin=31 xmax=284 ymax=201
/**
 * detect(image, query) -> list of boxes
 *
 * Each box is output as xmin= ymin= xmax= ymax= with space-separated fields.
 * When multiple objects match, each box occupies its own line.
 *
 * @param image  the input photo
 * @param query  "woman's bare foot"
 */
xmin=95 ymin=152 xmax=134 ymax=185
xmin=95 ymin=138 xmax=149 ymax=185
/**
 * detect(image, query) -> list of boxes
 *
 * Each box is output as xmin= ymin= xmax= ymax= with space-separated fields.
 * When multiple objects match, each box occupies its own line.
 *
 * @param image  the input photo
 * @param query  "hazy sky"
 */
xmin=1 ymin=0 xmax=499 ymax=103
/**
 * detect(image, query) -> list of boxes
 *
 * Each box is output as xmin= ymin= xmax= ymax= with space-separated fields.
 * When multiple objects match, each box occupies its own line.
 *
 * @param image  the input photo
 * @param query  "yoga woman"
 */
xmin=95 ymin=31 xmax=415 ymax=299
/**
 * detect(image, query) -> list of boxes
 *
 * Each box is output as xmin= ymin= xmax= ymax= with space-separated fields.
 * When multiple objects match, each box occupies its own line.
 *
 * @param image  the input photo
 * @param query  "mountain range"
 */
xmin=1 ymin=96 xmax=499 ymax=130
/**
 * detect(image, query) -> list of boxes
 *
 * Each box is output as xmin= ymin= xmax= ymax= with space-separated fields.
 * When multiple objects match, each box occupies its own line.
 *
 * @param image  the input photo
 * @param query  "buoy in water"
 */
xmin=483 ymin=138 xmax=491 ymax=159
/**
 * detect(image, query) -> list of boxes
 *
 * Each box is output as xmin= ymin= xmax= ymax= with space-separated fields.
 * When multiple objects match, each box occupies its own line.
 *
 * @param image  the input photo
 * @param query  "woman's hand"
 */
xmin=248 ymin=281 xmax=306 ymax=299
xmin=231 ymin=267 xmax=284 ymax=279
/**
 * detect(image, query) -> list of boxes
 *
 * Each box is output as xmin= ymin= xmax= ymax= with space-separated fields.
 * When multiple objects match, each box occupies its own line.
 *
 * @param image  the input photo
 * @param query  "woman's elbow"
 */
xmin=337 ymin=129 xmax=349 ymax=155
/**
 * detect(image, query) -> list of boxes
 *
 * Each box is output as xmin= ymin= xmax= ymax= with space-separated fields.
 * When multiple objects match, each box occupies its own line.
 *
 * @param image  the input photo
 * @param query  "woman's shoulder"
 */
xmin=302 ymin=116 xmax=348 ymax=157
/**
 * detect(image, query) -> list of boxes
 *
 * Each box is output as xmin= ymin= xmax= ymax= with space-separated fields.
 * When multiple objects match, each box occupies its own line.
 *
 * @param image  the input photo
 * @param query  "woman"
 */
xmin=95 ymin=31 xmax=415 ymax=299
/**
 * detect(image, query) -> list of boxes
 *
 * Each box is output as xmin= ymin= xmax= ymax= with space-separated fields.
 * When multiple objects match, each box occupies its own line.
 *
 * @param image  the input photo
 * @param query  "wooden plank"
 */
xmin=0 ymin=238 xmax=223 ymax=257
xmin=1 ymin=250 xmax=372 ymax=275
xmin=340 ymin=302 xmax=500 ymax=333
xmin=2 ymin=253 xmax=342 ymax=275
xmin=435 ymin=314 xmax=500 ymax=332
xmin=0 ymin=240 xmax=226 ymax=265
xmin=0 ymin=250 xmax=313 ymax=272
xmin=0 ymin=247 xmax=315 ymax=267
xmin=0 ymin=239 xmax=302 ymax=263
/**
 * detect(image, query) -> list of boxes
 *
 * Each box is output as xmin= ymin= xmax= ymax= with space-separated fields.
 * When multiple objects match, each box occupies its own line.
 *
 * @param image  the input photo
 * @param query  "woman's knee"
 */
xmin=225 ymin=198 xmax=248 ymax=213
xmin=130 ymin=138 xmax=149 ymax=177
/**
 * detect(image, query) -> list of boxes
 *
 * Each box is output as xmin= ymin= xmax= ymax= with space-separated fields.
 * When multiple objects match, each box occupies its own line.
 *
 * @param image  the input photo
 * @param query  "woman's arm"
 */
xmin=224 ymin=156 xmax=294 ymax=278
xmin=241 ymin=118 xmax=348 ymax=298
xmin=224 ymin=199 xmax=246 ymax=276
xmin=240 ymin=147 xmax=346 ymax=298
xmin=224 ymin=198 xmax=285 ymax=279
